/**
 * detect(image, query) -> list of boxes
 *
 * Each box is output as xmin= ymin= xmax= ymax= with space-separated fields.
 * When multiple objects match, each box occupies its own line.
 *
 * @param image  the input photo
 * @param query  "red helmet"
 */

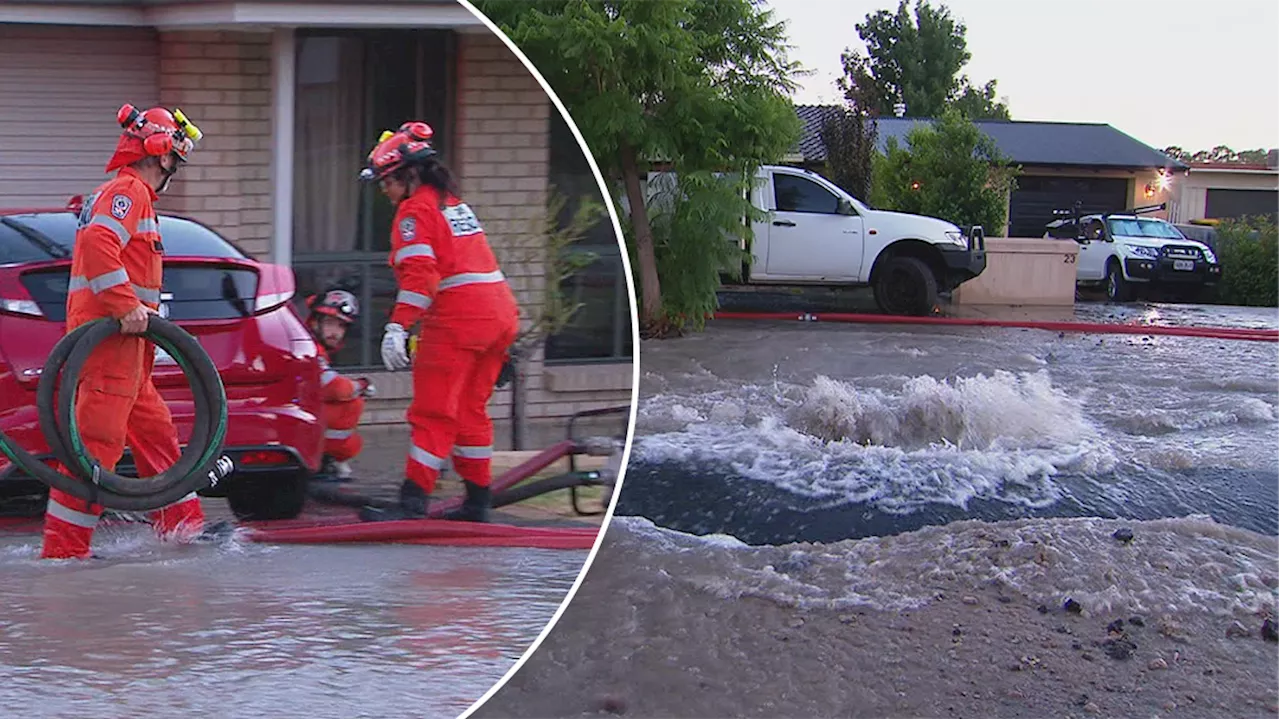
xmin=106 ymin=104 xmax=202 ymax=173
xmin=306 ymin=289 xmax=359 ymax=325
xmin=359 ymin=121 xmax=437 ymax=183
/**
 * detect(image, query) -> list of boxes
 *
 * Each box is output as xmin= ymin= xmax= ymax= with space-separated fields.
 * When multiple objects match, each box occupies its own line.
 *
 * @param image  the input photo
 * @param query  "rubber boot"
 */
xmin=442 ymin=481 xmax=491 ymax=523
xmin=358 ymin=479 xmax=429 ymax=522
xmin=194 ymin=519 xmax=238 ymax=543
xmin=314 ymin=455 xmax=351 ymax=484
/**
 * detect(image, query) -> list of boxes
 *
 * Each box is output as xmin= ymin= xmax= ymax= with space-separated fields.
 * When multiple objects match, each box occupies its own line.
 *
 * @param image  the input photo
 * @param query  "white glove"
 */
xmin=356 ymin=378 xmax=376 ymax=398
xmin=380 ymin=323 xmax=410 ymax=371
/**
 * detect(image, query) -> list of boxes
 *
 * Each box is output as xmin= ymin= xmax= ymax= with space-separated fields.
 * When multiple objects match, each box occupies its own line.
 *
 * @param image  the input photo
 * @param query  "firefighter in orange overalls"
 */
xmin=356 ymin=122 xmax=520 ymax=523
xmin=304 ymin=288 xmax=375 ymax=482
xmin=41 ymin=104 xmax=211 ymax=560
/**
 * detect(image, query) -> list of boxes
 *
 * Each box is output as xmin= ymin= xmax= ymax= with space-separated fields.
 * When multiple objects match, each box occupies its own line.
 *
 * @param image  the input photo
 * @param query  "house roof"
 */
xmin=794 ymin=104 xmax=1189 ymax=171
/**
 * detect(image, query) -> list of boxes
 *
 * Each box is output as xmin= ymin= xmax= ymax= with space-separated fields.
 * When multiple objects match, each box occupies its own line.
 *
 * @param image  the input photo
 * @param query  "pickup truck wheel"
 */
xmin=226 ymin=469 xmax=309 ymax=521
xmin=873 ymin=256 xmax=939 ymax=316
xmin=1105 ymin=261 xmax=1132 ymax=303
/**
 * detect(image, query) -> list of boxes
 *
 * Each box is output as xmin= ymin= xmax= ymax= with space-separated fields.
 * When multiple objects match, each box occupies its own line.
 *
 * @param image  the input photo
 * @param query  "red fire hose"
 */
xmin=0 ymin=439 xmax=605 ymax=550
xmin=241 ymin=439 xmax=600 ymax=549
xmin=712 ymin=311 xmax=1278 ymax=343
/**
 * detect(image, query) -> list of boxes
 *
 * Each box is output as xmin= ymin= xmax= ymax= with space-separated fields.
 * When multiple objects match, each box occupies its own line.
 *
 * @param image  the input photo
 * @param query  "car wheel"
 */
xmin=873 ymin=256 xmax=940 ymax=316
xmin=226 ymin=469 xmax=309 ymax=521
xmin=1105 ymin=261 xmax=1132 ymax=303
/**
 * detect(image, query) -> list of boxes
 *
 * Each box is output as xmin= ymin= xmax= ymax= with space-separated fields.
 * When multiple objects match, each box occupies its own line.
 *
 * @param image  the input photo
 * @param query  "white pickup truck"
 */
xmin=1044 ymin=203 xmax=1222 ymax=302
xmin=647 ymin=165 xmax=988 ymax=316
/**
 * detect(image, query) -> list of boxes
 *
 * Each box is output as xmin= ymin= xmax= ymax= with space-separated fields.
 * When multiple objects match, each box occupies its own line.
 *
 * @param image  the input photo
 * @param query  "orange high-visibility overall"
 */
xmin=389 ymin=185 xmax=519 ymax=495
xmin=41 ymin=167 xmax=205 ymax=559
xmin=317 ymin=347 xmax=364 ymax=462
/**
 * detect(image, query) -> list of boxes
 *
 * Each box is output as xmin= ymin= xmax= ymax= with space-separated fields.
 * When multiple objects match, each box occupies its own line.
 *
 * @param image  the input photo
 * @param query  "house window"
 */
xmin=543 ymin=108 xmax=633 ymax=364
xmin=290 ymin=30 xmax=454 ymax=369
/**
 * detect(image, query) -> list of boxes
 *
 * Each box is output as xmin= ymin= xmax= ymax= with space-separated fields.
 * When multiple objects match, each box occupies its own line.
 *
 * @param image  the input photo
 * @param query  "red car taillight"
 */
xmin=238 ymin=450 xmax=293 ymax=466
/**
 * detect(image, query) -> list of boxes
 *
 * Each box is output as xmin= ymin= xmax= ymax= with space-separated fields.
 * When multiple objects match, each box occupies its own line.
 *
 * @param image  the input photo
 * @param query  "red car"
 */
xmin=0 ymin=198 xmax=325 ymax=520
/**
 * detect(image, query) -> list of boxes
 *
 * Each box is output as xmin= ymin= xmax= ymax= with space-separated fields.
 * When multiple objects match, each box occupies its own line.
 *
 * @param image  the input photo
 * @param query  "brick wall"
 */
xmin=359 ymin=33 xmax=633 ymax=439
xmin=147 ymin=29 xmax=632 ymax=440
xmin=155 ymin=31 xmax=274 ymax=257
xmin=455 ymin=32 xmax=549 ymax=416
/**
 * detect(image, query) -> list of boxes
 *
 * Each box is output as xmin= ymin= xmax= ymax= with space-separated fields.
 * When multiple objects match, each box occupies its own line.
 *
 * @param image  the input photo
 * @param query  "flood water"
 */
xmin=471 ymin=302 xmax=1279 ymax=719
xmin=622 ymin=302 xmax=1279 ymax=543
xmin=0 ymin=526 xmax=583 ymax=719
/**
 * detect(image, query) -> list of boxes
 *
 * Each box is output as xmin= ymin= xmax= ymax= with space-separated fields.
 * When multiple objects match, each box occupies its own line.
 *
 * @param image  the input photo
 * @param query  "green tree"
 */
xmin=1211 ymin=216 xmax=1278 ymax=307
xmin=838 ymin=0 xmax=1010 ymax=120
xmin=820 ymin=105 xmax=878 ymax=202
xmin=474 ymin=0 xmax=802 ymax=337
xmin=870 ymin=110 xmax=1018 ymax=235
xmin=1162 ymin=145 xmax=1276 ymax=165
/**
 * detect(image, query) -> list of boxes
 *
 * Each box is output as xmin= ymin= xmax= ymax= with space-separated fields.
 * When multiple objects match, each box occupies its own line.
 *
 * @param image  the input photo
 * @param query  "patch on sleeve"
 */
xmin=110 ymin=194 xmax=133 ymax=221
xmin=399 ymin=217 xmax=416 ymax=242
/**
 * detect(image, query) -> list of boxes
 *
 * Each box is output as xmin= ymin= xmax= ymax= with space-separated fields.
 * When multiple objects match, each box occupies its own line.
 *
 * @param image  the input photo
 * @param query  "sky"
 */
xmin=766 ymin=0 xmax=1280 ymax=152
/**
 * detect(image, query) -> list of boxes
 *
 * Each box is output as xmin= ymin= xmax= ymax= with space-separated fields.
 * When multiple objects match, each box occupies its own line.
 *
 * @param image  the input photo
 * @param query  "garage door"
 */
xmin=1008 ymin=176 xmax=1131 ymax=238
xmin=0 ymin=25 xmax=159 ymax=210
xmin=1206 ymin=189 xmax=1278 ymax=221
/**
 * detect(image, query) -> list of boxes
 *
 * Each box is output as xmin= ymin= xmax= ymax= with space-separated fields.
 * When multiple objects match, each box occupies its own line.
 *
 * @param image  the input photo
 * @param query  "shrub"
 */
xmin=1211 ymin=215 xmax=1278 ymax=307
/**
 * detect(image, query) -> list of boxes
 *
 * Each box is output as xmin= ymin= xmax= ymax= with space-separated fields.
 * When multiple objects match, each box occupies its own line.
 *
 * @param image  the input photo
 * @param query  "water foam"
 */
xmin=1104 ymin=397 xmax=1276 ymax=436
xmin=610 ymin=514 xmax=1280 ymax=619
xmin=637 ymin=370 xmax=1115 ymax=512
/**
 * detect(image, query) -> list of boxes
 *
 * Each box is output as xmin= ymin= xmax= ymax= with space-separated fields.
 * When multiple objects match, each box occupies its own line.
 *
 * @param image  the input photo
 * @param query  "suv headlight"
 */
xmin=1202 ymin=248 xmax=1217 ymax=264
xmin=1125 ymin=245 xmax=1160 ymax=259
xmin=943 ymin=230 xmax=968 ymax=247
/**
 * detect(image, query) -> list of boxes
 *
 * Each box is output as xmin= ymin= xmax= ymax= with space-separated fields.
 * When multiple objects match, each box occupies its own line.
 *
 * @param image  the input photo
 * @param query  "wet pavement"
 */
xmin=0 ymin=430 xmax=606 ymax=719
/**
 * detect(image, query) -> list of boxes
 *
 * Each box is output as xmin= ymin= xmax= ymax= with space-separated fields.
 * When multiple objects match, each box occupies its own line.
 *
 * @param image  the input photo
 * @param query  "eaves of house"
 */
xmin=0 ymin=0 xmax=485 ymax=29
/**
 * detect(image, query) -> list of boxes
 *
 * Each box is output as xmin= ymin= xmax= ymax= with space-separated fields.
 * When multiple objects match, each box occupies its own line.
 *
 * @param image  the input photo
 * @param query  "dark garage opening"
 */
xmin=1008 ymin=176 xmax=1131 ymax=237
xmin=1205 ymin=189 xmax=1278 ymax=221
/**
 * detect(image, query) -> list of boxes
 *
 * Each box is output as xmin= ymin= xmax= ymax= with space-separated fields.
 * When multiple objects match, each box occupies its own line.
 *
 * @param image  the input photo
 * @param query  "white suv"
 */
xmin=1045 ymin=204 xmax=1221 ymax=302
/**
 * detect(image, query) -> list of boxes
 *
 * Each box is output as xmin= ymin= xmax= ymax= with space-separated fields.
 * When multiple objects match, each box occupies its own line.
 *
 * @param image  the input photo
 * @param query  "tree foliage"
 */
xmin=838 ymin=0 xmax=1009 ymax=121
xmin=820 ymin=106 xmax=878 ymax=202
xmin=637 ymin=171 xmax=763 ymax=332
xmin=1162 ymin=145 xmax=1277 ymax=166
xmin=474 ymin=0 xmax=803 ymax=337
xmin=1210 ymin=216 xmax=1278 ymax=307
xmin=499 ymin=189 xmax=604 ymax=355
xmin=870 ymin=110 xmax=1018 ymax=235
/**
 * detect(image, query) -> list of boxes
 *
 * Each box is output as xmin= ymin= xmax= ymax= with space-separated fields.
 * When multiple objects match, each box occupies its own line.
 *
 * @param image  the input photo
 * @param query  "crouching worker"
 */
xmin=356 ymin=122 xmax=520 ymax=524
xmin=304 ymin=289 xmax=376 ymax=482
xmin=42 ymin=103 xmax=217 ymax=560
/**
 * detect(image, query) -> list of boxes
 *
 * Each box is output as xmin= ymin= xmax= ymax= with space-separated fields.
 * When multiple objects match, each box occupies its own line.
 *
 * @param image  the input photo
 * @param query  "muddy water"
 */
xmin=0 ymin=529 xmax=582 ymax=719
xmin=476 ymin=303 xmax=1279 ymax=719
xmin=625 ymin=303 xmax=1278 ymax=542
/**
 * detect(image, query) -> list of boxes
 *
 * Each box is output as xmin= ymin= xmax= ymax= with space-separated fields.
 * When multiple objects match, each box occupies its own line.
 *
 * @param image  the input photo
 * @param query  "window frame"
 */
xmin=290 ymin=28 xmax=457 ymax=371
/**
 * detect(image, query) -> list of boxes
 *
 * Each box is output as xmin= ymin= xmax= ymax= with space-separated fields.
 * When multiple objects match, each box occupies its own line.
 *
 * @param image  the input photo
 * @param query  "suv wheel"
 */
xmin=1105 ymin=261 xmax=1132 ymax=303
xmin=873 ymin=256 xmax=939 ymax=316
xmin=226 ymin=469 xmax=309 ymax=521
